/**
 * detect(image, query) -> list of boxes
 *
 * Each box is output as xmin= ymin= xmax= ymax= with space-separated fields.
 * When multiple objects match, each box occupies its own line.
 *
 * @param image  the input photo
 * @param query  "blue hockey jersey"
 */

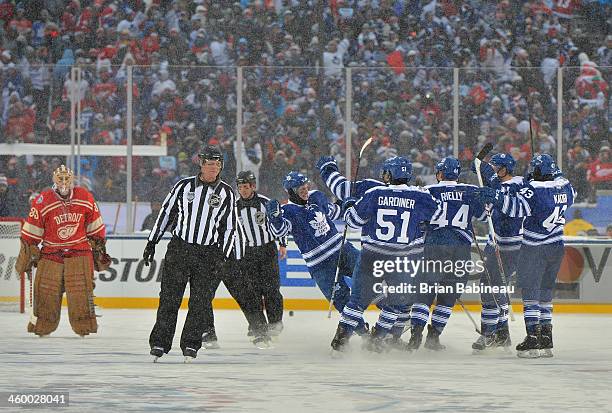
xmin=426 ymin=181 xmax=487 ymax=244
xmin=320 ymin=169 xmax=382 ymax=200
xmin=486 ymin=175 xmax=526 ymax=251
xmin=268 ymin=190 xmax=343 ymax=268
xmin=498 ymin=177 xmax=575 ymax=246
xmin=345 ymin=184 xmax=442 ymax=255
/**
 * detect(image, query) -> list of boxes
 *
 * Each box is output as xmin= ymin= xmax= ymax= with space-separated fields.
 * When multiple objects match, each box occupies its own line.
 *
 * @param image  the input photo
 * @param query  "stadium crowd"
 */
xmin=0 ymin=0 xmax=610 ymax=220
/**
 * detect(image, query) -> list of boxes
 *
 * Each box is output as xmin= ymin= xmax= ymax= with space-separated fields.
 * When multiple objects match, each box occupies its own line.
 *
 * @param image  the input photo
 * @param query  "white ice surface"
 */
xmin=1 ymin=309 xmax=612 ymax=413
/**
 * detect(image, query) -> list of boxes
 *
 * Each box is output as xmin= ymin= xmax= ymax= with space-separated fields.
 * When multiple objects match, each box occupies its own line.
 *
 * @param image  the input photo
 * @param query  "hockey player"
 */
xmin=265 ymin=171 xmax=359 ymax=319
xmin=16 ymin=165 xmax=110 ymax=337
xmin=475 ymin=154 xmax=575 ymax=358
xmin=470 ymin=153 xmax=525 ymax=352
xmin=407 ymin=157 xmax=487 ymax=351
xmin=317 ymin=155 xmax=417 ymax=350
xmin=236 ymin=170 xmax=286 ymax=337
xmin=331 ymin=156 xmax=443 ymax=352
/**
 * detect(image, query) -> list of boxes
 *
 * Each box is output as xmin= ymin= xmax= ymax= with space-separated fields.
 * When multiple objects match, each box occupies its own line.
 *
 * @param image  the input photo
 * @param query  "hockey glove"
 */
xmin=471 ymin=160 xmax=496 ymax=185
xmin=265 ymin=199 xmax=282 ymax=222
xmin=316 ymin=156 xmax=339 ymax=174
xmin=143 ymin=241 xmax=156 ymax=267
xmin=342 ymin=197 xmax=358 ymax=213
xmin=472 ymin=187 xmax=502 ymax=207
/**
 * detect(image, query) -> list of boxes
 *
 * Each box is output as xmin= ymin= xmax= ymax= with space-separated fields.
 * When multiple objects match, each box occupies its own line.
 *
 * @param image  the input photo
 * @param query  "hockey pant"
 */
xmin=239 ymin=242 xmax=283 ymax=324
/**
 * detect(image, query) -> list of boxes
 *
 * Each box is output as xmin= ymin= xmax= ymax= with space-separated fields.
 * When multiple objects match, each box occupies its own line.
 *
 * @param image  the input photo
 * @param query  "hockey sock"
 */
xmin=390 ymin=308 xmax=411 ymax=338
xmin=410 ymin=303 xmax=429 ymax=328
xmin=539 ymin=302 xmax=553 ymax=325
xmin=497 ymin=303 xmax=509 ymax=330
xmin=374 ymin=307 xmax=399 ymax=337
xmin=339 ymin=305 xmax=364 ymax=335
xmin=481 ymin=303 xmax=499 ymax=335
xmin=523 ymin=300 xmax=540 ymax=333
xmin=430 ymin=304 xmax=453 ymax=333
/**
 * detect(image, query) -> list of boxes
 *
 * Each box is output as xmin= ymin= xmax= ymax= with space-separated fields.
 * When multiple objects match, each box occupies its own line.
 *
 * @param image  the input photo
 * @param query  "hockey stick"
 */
xmin=473 ymin=144 xmax=515 ymax=321
xmin=457 ymin=298 xmax=481 ymax=334
xmin=327 ymin=137 xmax=374 ymax=318
xmin=27 ymin=269 xmax=38 ymax=326
xmin=470 ymin=227 xmax=501 ymax=310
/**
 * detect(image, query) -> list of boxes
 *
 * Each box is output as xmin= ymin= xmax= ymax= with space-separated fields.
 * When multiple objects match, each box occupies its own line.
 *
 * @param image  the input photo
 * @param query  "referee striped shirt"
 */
xmin=148 ymin=176 xmax=246 ymax=259
xmin=237 ymin=192 xmax=286 ymax=248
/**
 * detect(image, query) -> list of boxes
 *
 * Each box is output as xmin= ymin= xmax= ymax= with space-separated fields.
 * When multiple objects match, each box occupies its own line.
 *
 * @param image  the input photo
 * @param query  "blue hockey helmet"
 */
xmin=381 ymin=156 xmax=412 ymax=183
xmin=490 ymin=153 xmax=515 ymax=174
xmin=435 ymin=156 xmax=461 ymax=180
xmin=529 ymin=153 xmax=557 ymax=177
xmin=283 ymin=171 xmax=309 ymax=192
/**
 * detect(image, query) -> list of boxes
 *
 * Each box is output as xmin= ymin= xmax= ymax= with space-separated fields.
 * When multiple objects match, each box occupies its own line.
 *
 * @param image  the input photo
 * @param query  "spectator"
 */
xmin=140 ymin=201 xmax=162 ymax=231
xmin=587 ymin=145 xmax=612 ymax=204
xmin=564 ymin=209 xmax=595 ymax=236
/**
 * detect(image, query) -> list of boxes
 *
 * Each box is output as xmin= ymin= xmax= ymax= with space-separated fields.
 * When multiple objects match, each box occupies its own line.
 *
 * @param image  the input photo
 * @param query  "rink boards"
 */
xmin=1 ymin=235 xmax=611 ymax=312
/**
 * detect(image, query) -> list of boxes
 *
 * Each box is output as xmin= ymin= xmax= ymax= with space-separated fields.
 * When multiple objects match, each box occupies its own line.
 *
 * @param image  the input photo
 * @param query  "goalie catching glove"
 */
xmin=89 ymin=238 xmax=112 ymax=271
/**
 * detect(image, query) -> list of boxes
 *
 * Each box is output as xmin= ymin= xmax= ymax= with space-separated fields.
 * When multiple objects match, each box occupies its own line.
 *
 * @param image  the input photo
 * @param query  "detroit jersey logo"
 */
xmin=57 ymin=224 xmax=79 ymax=240
xmin=309 ymin=211 xmax=330 ymax=237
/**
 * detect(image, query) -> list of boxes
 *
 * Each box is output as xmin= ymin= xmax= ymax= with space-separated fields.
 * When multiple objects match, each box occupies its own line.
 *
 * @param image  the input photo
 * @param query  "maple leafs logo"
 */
xmin=309 ymin=211 xmax=330 ymax=237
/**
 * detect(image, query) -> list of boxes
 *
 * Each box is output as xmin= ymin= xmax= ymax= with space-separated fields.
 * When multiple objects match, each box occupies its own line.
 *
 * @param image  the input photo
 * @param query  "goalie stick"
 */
xmin=327 ymin=137 xmax=374 ymax=318
xmin=473 ymin=143 xmax=515 ymax=321
xmin=27 ymin=269 xmax=37 ymax=326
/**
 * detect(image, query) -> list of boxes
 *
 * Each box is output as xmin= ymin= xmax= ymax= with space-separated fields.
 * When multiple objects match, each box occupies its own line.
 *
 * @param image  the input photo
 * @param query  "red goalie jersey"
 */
xmin=21 ymin=187 xmax=106 ymax=254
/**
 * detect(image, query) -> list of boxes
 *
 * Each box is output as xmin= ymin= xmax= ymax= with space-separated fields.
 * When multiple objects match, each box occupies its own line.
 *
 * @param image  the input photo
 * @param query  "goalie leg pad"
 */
xmin=64 ymin=255 xmax=98 ymax=336
xmin=29 ymin=258 xmax=64 ymax=336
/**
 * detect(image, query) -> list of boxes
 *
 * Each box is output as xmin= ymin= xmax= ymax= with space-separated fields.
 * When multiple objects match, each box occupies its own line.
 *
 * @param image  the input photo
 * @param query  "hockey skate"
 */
xmin=424 ymin=324 xmax=446 ymax=351
xmin=384 ymin=335 xmax=412 ymax=352
xmin=407 ymin=324 xmax=424 ymax=351
xmin=252 ymin=334 xmax=273 ymax=350
xmin=539 ymin=324 xmax=553 ymax=358
xmin=471 ymin=333 xmax=496 ymax=354
xmin=150 ymin=346 xmax=164 ymax=363
xmin=183 ymin=347 xmax=197 ymax=363
xmin=202 ymin=330 xmax=220 ymax=349
xmin=493 ymin=326 xmax=512 ymax=353
xmin=516 ymin=326 xmax=541 ymax=358
xmin=363 ymin=327 xmax=387 ymax=353
xmin=267 ymin=321 xmax=284 ymax=337
xmin=330 ymin=324 xmax=352 ymax=357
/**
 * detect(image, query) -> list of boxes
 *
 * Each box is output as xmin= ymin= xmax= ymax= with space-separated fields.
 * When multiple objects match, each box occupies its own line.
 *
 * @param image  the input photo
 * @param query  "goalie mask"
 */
xmin=53 ymin=165 xmax=75 ymax=196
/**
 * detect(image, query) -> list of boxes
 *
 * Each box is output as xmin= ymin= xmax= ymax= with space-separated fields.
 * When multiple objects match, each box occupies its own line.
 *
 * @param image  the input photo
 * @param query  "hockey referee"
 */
xmin=236 ymin=170 xmax=286 ymax=336
xmin=144 ymin=146 xmax=264 ymax=361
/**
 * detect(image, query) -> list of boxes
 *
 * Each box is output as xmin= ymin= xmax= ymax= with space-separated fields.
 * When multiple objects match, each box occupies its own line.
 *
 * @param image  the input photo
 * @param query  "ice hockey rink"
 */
xmin=1 ymin=309 xmax=611 ymax=412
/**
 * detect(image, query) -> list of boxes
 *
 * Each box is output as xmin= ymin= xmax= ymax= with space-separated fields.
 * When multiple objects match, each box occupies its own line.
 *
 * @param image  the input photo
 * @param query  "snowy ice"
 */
xmin=1 ymin=309 xmax=612 ymax=412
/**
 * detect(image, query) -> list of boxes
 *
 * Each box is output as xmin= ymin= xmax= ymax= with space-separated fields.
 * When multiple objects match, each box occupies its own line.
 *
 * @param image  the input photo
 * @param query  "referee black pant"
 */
xmin=149 ymin=237 xmax=223 ymax=353
xmin=201 ymin=258 xmax=270 ymax=337
xmin=240 ymin=242 xmax=284 ymax=324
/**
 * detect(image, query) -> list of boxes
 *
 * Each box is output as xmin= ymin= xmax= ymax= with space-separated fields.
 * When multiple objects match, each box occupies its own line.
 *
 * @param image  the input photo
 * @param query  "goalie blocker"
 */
xmin=16 ymin=165 xmax=109 ymax=337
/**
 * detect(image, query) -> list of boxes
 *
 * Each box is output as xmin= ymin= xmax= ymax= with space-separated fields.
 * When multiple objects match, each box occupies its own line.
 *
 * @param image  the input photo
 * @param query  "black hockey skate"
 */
xmin=384 ymin=335 xmax=412 ymax=352
xmin=267 ymin=321 xmax=284 ymax=337
xmin=150 ymin=346 xmax=164 ymax=363
xmin=493 ymin=325 xmax=512 ymax=350
xmin=471 ymin=333 xmax=496 ymax=354
xmin=516 ymin=326 xmax=540 ymax=358
xmin=363 ymin=327 xmax=387 ymax=353
xmin=252 ymin=333 xmax=272 ymax=349
xmin=424 ymin=324 xmax=446 ymax=351
xmin=539 ymin=324 xmax=553 ymax=358
xmin=183 ymin=347 xmax=197 ymax=363
xmin=330 ymin=324 xmax=352 ymax=356
xmin=407 ymin=324 xmax=424 ymax=351
xmin=202 ymin=329 xmax=220 ymax=349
